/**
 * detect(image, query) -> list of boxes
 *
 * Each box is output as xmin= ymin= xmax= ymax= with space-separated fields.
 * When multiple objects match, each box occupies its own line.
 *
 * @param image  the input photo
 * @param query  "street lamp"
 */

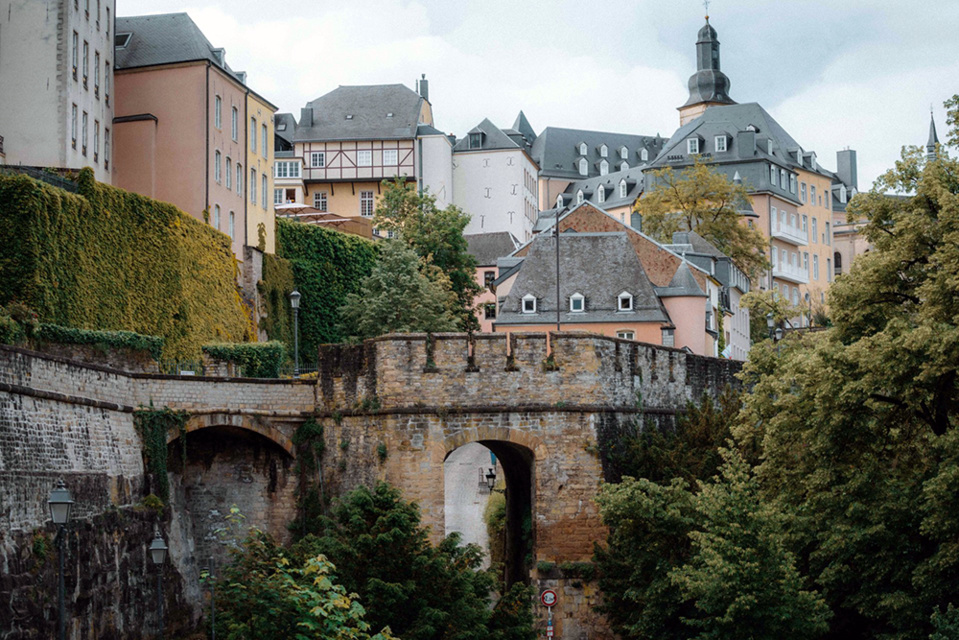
xmin=486 ymin=468 xmax=496 ymax=492
xmin=150 ymin=529 xmax=168 ymax=640
xmin=48 ymin=478 xmax=73 ymax=640
xmin=289 ymin=290 xmax=301 ymax=377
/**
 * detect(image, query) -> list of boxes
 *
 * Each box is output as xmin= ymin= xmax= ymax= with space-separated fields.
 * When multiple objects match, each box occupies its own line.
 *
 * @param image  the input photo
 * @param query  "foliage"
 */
xmin=275 ymin=218 xmax=378 ymax=358
xmin=0 ymin=169 xmax=251 ymax=359
xmin=338 ymin=240 xmax=458 ymax=340
xmin=739 ymin=290 xmax=800 ymax=344
xmin=133 ymin=406 xmax=189 ymax=501
xmin=36 ymin=323 xmax=165 ymax=360
xmin=203 ymin=341 xmax=286 ymax=378
xmin=634 ymin=157 xmax=769 ymax=279
xmin=373 ymin=177 xmax=482 ymax=331
xmin=930 ymin=604 xmax=959 ymax=640
xmin=291 ymin=418 xmax=326 ymax=537
xmin=292 ymin=482 xmax=535 ymax=640
xmin=0 ymin=301 xmax=39 ymax=345
xmin=31 ymin=532 xmax=50 ymax=562
xmin=257 ymin=249 xmax=296 ymax=350
xmin=946 ymin=94 xmax=959 ymax=149
xmin=213 ymin=529 xmax=395 ymax=640
xmin=485 ymin=480 xmax=507 ymax=570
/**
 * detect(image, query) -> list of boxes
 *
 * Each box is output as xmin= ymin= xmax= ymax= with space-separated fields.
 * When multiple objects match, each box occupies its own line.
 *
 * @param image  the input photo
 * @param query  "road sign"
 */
xmin=541 ymin=589 xmax=557 ymax=607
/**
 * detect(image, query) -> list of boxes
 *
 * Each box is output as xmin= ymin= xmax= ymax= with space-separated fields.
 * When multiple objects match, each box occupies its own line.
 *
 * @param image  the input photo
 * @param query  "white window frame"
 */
xmin=570 ymin=293 xmax=585 ymax=313
xmin=226 ymin=157 xmax=232 ymax=189
xmin=619 ymin=180 xmax=627 ymax=199
xmin=770 ymin=164 xmax=777 ymax=186
xmin=620 ymin=146 xmax=628 ymax=159
xmin=357 ymin=150 xmax=372 ymax=167
xmin=789 ymin=174 xmax=796 ymax=194
xmin=801 ymin=183 xmax=807 ymax=203
xmin=310 ymin=152 xmax=325 ymax=168
xmin=250 ymin=168 xmax=257 ymax=204
xmin=262 ymin=174 xmax=268 ymax=209
xmin=597 ymin=185 xmax=605 ymax=203
xmin=812 ymin=218 xmax=818 ymax=243
xmin=599 ymin=160 xmax=609 ymax=176
xmin=231 ymin=107 xmax=238 ymax=141
xmin=213 ymin=204 xmax=220 ymax=229
xmin=314 ymin=191 xmax=328 ymax=212
xmin=618 ymin=292 xmax=633 ymax=311
xmin=215 ymin=95 xmax=221 ymax=129
xmin=556 ymin=194 xmax=564 ymax=208
xmin=229 ymin=211 xmax=235 ymax=240
xmin=236 ymin=163 xmax=242 ymax=195
xmin=250 ymin=117 xmax=257 ymax=153
xmin=640 ymin=148 xmax=648 ymax=162
xmin=214 ymin=150 xmax=221 ymax=183
xmin=576 ymin=190 xmax=584 ymax=205
xmin=599 ymin=144 xmax=608 ymax=158
xmin=578 ymin=158 xmax=587 ymax=176
xmin=617 ymin=331 xmax=634 ymax=341
xmin=360 ymin=190 xmax=374 ymax=217
xmin=661 ymin=327 xmax=675 ymax=347
xmin=578 ymin=143 xmax=587 ymax=156
xmin=262 ymin=125 xmax=268 ymax=159
xmin=274 ymin=188 xmax=284 ymax=205
xmin=383 ymin=149 xmax=398 ymax=166
xmin=714 ymin=135 xmax=727 ymax=152
xmin=780 ymin=169 xmax=787 ymax=189
xmin=620 ymin=161 xmax=629 ymax=171
xmin=71 ymin=104 xmax=78 ymax=147
xmin=522 ymin=294 xmax=537 ymax=314
xmin=687 ymin=138 xmax=700 ymax=154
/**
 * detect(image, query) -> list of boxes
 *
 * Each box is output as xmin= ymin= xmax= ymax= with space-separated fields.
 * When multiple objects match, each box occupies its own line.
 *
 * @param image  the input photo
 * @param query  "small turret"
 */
xmin=927 ymin=109 xmax=939 ymax=160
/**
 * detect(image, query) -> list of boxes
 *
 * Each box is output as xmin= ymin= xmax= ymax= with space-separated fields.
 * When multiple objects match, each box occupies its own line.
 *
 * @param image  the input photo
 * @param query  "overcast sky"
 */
xmin=119 ymin=0 xmax=958 ymax=190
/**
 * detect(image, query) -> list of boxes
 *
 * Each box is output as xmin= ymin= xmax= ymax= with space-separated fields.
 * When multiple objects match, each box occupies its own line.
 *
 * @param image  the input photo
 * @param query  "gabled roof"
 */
xmin=512 ymin=111 xmax=537 ymax=143
xmin=465 ymin=231 xmax=519 ymax=266
xmin=453 ymin=118 xmax=521 ymax=152
xmin=496 ymin=233 xmax=669 ymax=325
xmin=668 ymin=231 xmax=726 ymax=259
xmin=530 ymin=127 xmax=666 ymax=180
xmin=655 ymin=262 xmax=708 ymax=298
xmin=294 ymin=84 xmax=425 ymax=142
xmin=274 ymin=113 xmax=297 ymax=147
xmin=115 ymin=13 xmax=239 ymax=76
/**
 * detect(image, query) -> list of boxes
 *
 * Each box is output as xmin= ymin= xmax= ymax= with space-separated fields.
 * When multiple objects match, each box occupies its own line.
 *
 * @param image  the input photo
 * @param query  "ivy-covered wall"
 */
xmin=275 ymin=219 xmax=378 ymax=363
xmin=0 ymin=169 xmax=251 ymax=359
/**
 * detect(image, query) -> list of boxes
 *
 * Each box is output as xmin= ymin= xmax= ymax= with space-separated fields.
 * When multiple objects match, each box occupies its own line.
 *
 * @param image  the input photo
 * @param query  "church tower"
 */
xmin=678 ymin=14 xmax=736 ymax=126
xmin=927 ymin=110 xmax=940 ymax=160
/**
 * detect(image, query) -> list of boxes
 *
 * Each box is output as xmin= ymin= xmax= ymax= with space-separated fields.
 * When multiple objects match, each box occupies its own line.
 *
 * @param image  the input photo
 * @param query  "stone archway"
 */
xmin=168 ymin=412 xmax=296 ymax=457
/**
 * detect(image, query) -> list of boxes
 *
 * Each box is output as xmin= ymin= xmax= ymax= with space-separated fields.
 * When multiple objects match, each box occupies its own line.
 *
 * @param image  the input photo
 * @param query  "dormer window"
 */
xmin=640 ymin=148 xmax=649 ymax=162
xmin=578 ymin=142 xmax=588 ymax=156
xmin=556 ymin=194 xmax=564 ymax=208
xmin=576 ymin=190 xmax=584 ymax=204
xmin=522 ymin=294 xmax=537 ymax=314
xmin=597 ymin=185 xmax=605 ymax=203
xmin=619 ymin=179 xmax=627 ymax=198
xmin=620 ymin=146 xmax=628 ymax=159
xmin=620 ymin=161 xmax=629 ymax=171
xmin=578 ymin=158 xmax=587 ymax=176
xmin=599 ymin=144 xmax=608 ymax=158
xmin=767 ymin=139 xmax=774 ymax=155
xmin=687 ymin=138 xmax=700 ymax=154
xmin=570 ymin=293 xmax=585 ymax=313
xmin=599 ymin=160 xmax=609 ymax=176
xmin=386 ymin=112 xmax=394 ymax=117
xmin=618 ymin=292 xmax=633 ymax=311
xmin=346 ymin=114 xmax=354 ymax=120
xmin=469 ymin=132 xmax=483 ymax=148
xmin=840 ymin=185 xmax=847 ymax=203
xmin=715 ymin=135 xmax=727 ymax=152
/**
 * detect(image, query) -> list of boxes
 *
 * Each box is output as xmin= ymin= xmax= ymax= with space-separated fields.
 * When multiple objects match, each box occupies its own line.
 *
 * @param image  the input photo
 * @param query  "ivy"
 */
xmin=257 ymin=250 xmax=295 ymax=349
xmin=202 ymin=341 xmax=286 ymax=378
xmin=290 ymin=417 xmax=326 ymax=537
xmin=37 ymin=323 xmax=164 ymax=360
xmin=0 ymin=169 xmax=251 ymax=360
xmin=134 ymin=406 xmax=189 ymax=501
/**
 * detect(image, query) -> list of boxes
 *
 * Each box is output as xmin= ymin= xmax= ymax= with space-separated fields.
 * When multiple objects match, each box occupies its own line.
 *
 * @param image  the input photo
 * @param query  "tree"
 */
xmin=634 ymin=158 xmax=769 ymax=279
xmin=373 ymin=178 xmax=482 ymax=330
xmin=293 ymin=482 xmax=535 ymax=640
xmin=338 ymin=240 xmax=458 ymax=340
xmin=739 ymin=289 xmax=801 ymax=344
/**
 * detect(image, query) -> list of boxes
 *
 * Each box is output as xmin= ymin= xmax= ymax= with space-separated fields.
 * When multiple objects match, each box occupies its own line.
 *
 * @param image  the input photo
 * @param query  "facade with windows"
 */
xmin=464 ymin=232 xmax=520 ymax=334
xmin=112 ymin=13 xmax=277 ymax=260
xmin=0 ymin=0 xmax=115 ymax=182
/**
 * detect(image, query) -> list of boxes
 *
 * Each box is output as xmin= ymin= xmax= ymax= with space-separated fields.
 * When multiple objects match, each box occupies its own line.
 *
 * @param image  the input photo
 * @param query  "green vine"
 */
xmin=291 ymin=417 xmax=326 ymax=538
xmin=134 ymin=405 xmax=189 ymax=501
xmin=202 ymin=341 xmax=286 ymax=377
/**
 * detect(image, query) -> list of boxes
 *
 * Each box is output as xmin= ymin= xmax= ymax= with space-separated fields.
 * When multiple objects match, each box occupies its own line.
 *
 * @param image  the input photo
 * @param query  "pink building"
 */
xmin=465 ymin=232 xmax=520 ymax=333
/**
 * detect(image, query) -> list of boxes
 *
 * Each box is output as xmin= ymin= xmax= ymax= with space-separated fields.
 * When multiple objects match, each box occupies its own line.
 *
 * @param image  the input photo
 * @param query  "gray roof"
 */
xmin=496 ymin=232 xmax=669 ymax=325
xmin=294 ymin=84 xmax=425 ymax=142
xmin=682 ymin=19 xmax=736 ymax=108
xmin=928 ymin=112 xmax=940 ymax=152
xmin=530 ymin=127 xmax=666 ymax=180
xmin=655 ymin=262 xmax=707 ymax=298
xmin=453 ymin=118 xmax=521 ymax=152
xmin=274 ymin=113 xmax=297 ymax=148
xmin=512 ymin=111 xmax=537 ymax=146
xmin=465 ymin=232 xmax=519 ymax=266
xmin=533 ymin=207 xmax=563 ymax=233
xmin=115 ymin=13 xmax=239 ymax=76
xmin=559 ymin=166 xmax=646 ymax=211
xmin=667 ymin=231 xmax=725 ymax=259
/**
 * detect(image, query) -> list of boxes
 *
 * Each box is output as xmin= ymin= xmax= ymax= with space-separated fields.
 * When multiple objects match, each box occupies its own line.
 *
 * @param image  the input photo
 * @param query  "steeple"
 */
xmin=927 ymin=109 xmax=939 ymax=160
xmin=678 ymin=13 xmax=736 ymax=125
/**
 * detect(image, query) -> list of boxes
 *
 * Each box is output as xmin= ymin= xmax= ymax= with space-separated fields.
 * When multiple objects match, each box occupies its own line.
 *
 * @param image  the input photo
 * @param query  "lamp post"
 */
xmin=48 ymin=478 xmax=73 ymax=640
xmin=554 ymin=220 xmax=561 ymax=332
xmin=289 ymin=290 xmax=301 ymax=377
xmin=150 ymin=529 xmax=168 ymax=640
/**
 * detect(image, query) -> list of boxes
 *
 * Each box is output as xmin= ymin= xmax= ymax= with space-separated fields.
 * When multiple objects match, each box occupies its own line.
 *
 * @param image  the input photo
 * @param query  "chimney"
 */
xmin=736 ymin=130 xmax=756 ymax=156
xmin=417 ymin=73 xmax=429 ymax=101
xmin=211 ymin=48 xmax=225 ymax=67
xmin=836 ymin=149 xmax=858 ymax=190
xmin=235 ymin=71 xmax=247 ymax=85
xmin=300 ymin=107 xmax=313 ymax=128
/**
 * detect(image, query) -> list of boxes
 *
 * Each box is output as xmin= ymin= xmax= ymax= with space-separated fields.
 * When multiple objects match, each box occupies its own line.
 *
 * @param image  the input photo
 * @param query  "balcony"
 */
xmin=771 ymin=214 xmax=808 ymax=246
xmin=773 ymin=260 xmax=809 ymax=285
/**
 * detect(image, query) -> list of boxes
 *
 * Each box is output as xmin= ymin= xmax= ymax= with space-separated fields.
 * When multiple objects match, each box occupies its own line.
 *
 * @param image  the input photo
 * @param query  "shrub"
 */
xmin=36 ymin=323 xmax=164 ymax=360
xmin=202 ymin=341 xmax=286 ymax=378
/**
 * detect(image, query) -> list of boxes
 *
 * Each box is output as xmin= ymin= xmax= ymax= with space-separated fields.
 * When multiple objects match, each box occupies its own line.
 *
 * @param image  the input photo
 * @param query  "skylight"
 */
xmin=115 ymin=33 xmax=132 ymax=48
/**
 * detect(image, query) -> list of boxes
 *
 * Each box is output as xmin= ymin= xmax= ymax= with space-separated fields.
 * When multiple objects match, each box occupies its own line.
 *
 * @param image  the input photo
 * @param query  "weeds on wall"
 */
xmin=202 ymin=341 xmax=286 ymax=378
xmin=133 ymin=406 xmax=189 ymax=502
xmin=290 ymin=417 xmax=326 ymax=538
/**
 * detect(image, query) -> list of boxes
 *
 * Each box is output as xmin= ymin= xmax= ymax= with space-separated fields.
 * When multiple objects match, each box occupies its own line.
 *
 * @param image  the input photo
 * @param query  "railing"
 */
xmin=772 ymin=261 xmax=809 ymax=284
xmin=771 ymin=215 xmax=808 ymax=245
xmin=0 ymin=165 xmax=78 ymax=193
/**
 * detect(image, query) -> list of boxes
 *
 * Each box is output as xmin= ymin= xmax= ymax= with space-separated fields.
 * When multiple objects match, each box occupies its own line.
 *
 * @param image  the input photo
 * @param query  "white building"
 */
xmin=453 ymin=115 xmax=539 ymax=243
xmin=0 ymin=0 xmax=115 ymax=183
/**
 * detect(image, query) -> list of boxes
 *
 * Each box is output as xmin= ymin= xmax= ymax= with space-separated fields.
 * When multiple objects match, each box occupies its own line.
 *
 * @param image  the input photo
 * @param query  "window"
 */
xmin=570 ymin=293 xmax=585 ymax=313
xmin=104 ymin=128 xmax=110 ymax=169
xmin=106 ymin=7 xmax=109 ymax=35
xmin=618 ymin=292 xmax=633 ymax=311
xmin=620 ymin=146 xmax=628 ymax=159
xmin=383 ymin=149 xmax=398 ymax=165
xmin=213 ymin=204 xmax=220 ymax=229
xmin=484 ymin=303 xmax=496 ymax=320
xmin=262 ymin=125 xmax=268 ymax=158
xmin=274 ymin=189 xmax=284 ymax=205
xmin=599 ymin=160 xmax=608 ymax=176
xmin=360 ymin=191 xmax=374 ymax=217
xmin=803 ymin=252 xmax=809 ymax=272
xmin=771 ymin=246 xmax=778 ymax=267
xmin=250 ymin=168 xmax=257 ymax=204
xmin=231 ymin=107 xmax=238 ymax=141
xmin=619 ymin=180 xmax=628 ymax=199
xmin=522 ymin=295 xmax=536 ymax=314
xmin=825 ymin=191 xmax=830 ymax=208
xmin=834 ymin=251 xmax=842 ymax=275
xmin=250 ymin=118 xmax=257 ymax=152
xmin=469 ymin=132 xmax=482 ymax=148
xmin=826 ymin=258 xmax=832 ymax=282
xmin=484 ymin=271 xmax=496 ymax=288
xmin=640 ymin=148 xmax=649 ymax=162
xmin=811 ymin=185 xmax=817 ymax=202
xmin=262 ymin=175 xmax=268 ymax=209
xmin=824 ymin=221 xmax=831 ymax=245
xmin=687 ymin=138 xmax=700 ymax=154
xmin=813 ymin=254 xmax=820 ymax=280
xmin=715 ymin=135 xmax=727 ymax=152
xmin=617 ymin=331 xmax=634 ymax=340
xmin=661 ymin=328 xmax=675 ymax=347
xmin=236 ymin=163 xmax=243 ymax=194
xmin=789 ymin=174 xmax=796 ymax=193
xmin=576 ymin=190 xmax=584 ymax=205
xmin=620 ymin=161 xmax=629 ymax=171
xmin=314 ymin=191 xmax=327 ymax=211
xmin=94 ymin=52 xmax=100 ymax=95
xmin=310 ymin=152 xmax=325 ymax=168
xmin=767 ymin=139 xmax=774 ymax=155
xmin=578 ymin=158 xmax=587 ymax=176
xmin=275 ymin=161 xmax=301 ymax=178
xmin=597 ymin=185 xmax=605 ymax=203
xmin=104 ymin=62 xmax=110 ymax=104
xmin=578 ymin=142 xmax=587 ymax=155
xmin=81 ymin=111 xmax=88 ymax=155
xmin=600 ymin=144 xmax=608 ymax=157
xmin=357 ymin=150 xmax=372 ymax=167
xmin=802 ymin=214 xmax=808 ymax=231
xmin=82 ymin=41 xmax=89 ymax=86
xmin=214 ymin=151 xmax=221 ymax=183
xmin=71 ymin=32 xmax=79 ymax=79
xmin=770 ymin=164 xmax=777 ymax=186
xmin=214 ymin=96 xmax=221 ymax=128
xmin=556 ymin=194 xmax=564 ymax=208
xmin=812 ymin=218 xmax=818 ymax=243
xmin=801 ymin=183 xmax=807 ymax=203
xmin=225 ymin=158 xmax=232 ymax=188
xmin=229 ymin=211 xmax=235 ymax=240
xmin=71 ymin=104 xmax=78 ymax=148
xmin=781 ymin=169 xmax=787 ymax=189
xmin=93 ymin=121 xmax=99 ymax=162
xmin=84 ymin=0 xmax=88 ymax=17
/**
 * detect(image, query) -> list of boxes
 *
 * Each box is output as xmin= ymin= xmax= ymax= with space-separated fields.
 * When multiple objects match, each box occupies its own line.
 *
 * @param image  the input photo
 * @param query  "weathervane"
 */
xmin=704 ymin=0 xmax=711 ymax=20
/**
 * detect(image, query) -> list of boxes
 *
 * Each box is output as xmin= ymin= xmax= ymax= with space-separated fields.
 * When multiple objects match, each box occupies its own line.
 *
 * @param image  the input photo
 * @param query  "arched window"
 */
xmin=620 ymin=146 xmax=628 ymax=159
xmin=578 ymin=142 xmax=587 ymax=156
xmin=619 ymin=180 xmax=628 ymax=199
xmin=576 ymin=190 xmax=584 ymax=204
xmin=620 ymin=161 xmax=629 ymax=171
xmin=556 ymin=194 xmax=564 ymax=208
xmin=618 ymin=291 xmax=633 ymax=311
xmin=834 ymin=251 xmax=842 ymax=274
xmin=599 ymin=144 xmax=608 ymax=158
xmin=578 ymin=158 xmax=588 ymax=176
xmin=640 ymin=148 xmax=649 ymax=162
xmin=597 ymin=186 xmax=605 ymax=203
xmin=570 ymin=293 xmax=585 ymax=313
xmin=599 ymin=160 xmax=608 ymax=176
xmin=840 ymin=185 xmax=847 ymax=203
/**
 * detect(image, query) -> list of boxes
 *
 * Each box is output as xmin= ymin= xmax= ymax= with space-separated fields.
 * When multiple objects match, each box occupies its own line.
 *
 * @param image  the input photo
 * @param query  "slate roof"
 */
xmin=559 ymin=166 xmax=646 ymax=211
xmin=496 ymin=232 xmax=670 ymax=325
xmin=453 ymin=118 xmax=522 ymax=153
xmin=116 ymin=13 xmax=236 ymax=75
xmin=667 ymin=231 xmax=726 ymax=259
xmin=530 ymin=127 xmax=666 ymax=180
xmin=682 ymin=19 xmax=736 ymax=108
xmin=655 ymin=262 xmax=707 ymax=298
xmin=465 ymin=232 xmax=519 ymax=267
xmin=274 ymin=113 xmax=297 ymax=149
xmin=294 ymin=84 xmax=425 ymax=142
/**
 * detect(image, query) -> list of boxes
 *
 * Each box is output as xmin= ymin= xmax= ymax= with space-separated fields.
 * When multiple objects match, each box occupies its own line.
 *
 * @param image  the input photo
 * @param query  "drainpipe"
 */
xmin=205 ymin=62 xmax=211 ymax=214
xmin=244 ymin=86 xmax=250 ymax=248
xmin=417 ymin=136 xmax=424 ymax=196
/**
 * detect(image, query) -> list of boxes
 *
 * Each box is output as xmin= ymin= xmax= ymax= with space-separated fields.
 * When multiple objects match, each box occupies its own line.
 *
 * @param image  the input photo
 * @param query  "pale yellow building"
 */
xmin=246 ymin=89 xmax=276 ymax=253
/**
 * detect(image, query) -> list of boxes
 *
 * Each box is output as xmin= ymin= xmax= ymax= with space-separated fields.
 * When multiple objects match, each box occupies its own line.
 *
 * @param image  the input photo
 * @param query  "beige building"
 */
xmin=0 ymin=0 xmax=115 ymax=183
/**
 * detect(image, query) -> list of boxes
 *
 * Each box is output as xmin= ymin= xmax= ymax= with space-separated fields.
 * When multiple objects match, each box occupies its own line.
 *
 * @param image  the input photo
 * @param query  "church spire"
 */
xmin=927 ymin=108 xmax=939 ymax=160
xmin=678 ymin=13 xmax=736 ymax=125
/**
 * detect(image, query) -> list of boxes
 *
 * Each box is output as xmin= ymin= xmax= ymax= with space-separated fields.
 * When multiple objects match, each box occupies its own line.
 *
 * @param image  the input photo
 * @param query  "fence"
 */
xmin=0 ymin=164 xmax=78 ymax=193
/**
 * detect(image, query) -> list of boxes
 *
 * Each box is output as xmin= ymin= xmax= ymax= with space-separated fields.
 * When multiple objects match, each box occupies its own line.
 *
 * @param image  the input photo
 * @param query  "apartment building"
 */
xmin=112 ymin=13 xmax=277 ymax=260
xmin=0 ymin=0 xmax=115 ymax=183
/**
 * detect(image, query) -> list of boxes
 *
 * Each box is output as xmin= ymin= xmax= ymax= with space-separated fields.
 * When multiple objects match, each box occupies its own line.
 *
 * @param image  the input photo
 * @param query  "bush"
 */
xmin=36 ymin=323 xmax=164 ymax=360
xmin=202 ymin=341 xmax=286 ymax=378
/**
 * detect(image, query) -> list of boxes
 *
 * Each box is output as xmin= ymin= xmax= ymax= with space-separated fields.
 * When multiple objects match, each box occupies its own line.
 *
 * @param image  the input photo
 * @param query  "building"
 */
xmin=0 ymin=0 xmax=115 ymax=183
xmin=275 ymin=78 xmax=453 ymax=230
xmin=465 ymin=231 xmax=520 ymax=333
xmin=112 ymin=12 xmax=277 ymax=260
xmin=453 ymin=115 xmax=539 ymax=242
xmin=556 ymin=166 xmax=646 ymax=223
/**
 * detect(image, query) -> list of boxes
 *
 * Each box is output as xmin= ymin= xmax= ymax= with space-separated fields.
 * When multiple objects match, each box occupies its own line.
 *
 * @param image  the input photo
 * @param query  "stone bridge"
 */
xmin=0 ymin=333 xmax=739 ymax=640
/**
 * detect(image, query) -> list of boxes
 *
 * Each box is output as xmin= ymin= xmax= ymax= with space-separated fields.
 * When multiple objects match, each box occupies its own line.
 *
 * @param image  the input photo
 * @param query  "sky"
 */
xmin=117 ymin=0 xmax=959 ymax=190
